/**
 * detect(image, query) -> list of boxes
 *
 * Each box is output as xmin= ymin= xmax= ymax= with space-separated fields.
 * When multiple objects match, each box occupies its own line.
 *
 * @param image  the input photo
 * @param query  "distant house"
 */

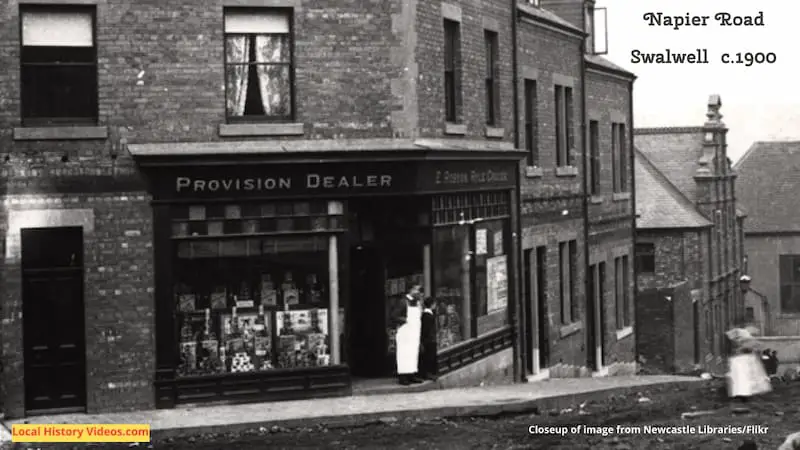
xmin=633 ymin=95 xmax=746 ymax=373
xmin=735 ymin=141 xmax=800 ymax=336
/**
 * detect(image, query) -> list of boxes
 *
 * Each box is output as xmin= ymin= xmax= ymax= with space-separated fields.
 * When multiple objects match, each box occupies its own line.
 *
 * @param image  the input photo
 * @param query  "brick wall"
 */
xmin=0 ymin=0 xmax=524 ymax=413
xmin=746 ymin=234 xmax=800 ymax=336
xmin=637 ymin=231 xmax=705 ymax=293
xmin=636 ymin=282 xmax=693 ymax=373
xmin=585 ymin=66 xmax=635 ymax=368
xmin=0 ymin=193 xmax=154 ymax=418
xmin=415 ymin=0 xmax=515 ymax=141
xmin=636 ymin=287 xmax=674 ymax=373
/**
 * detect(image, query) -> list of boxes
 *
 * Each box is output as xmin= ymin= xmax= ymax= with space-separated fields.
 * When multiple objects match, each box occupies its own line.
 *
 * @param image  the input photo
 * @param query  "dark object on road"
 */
xmin=738 ymin=439 xmax=758 ymax=450
xmin=761 ymin=349 xmax=779 ymax=376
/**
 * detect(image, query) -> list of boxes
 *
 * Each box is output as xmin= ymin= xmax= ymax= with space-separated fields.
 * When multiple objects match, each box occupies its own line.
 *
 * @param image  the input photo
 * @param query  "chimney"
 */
xmin=705 ymin=94 xmax=723 ymax=126
xmin=538 ymin=0 xmax=607 ymax=54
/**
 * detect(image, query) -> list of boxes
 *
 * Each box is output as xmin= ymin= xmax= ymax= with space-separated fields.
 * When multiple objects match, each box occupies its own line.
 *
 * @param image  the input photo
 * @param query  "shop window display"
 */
xmin=433 ymin=226 xmax=471 ymax=350
xmin=474 ymin=219 xmax=509 ymax=335
xmin=175 ymin=233 xmax=338 ymax=377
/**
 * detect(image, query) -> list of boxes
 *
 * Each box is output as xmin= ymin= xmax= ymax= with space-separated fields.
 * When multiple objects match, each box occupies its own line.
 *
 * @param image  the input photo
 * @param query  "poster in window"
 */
xmin=476 ymin=229 xmax=488 ymax=255
xmin=486 ymin=255 xmax=508 ymax=313
xmin=493 ymin=230 xmax=503 ymax=256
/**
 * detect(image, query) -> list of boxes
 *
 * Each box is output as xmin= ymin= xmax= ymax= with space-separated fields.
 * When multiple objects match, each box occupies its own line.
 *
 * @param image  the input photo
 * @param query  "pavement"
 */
xmin=0 ymin=375 xmax=700 ymax=442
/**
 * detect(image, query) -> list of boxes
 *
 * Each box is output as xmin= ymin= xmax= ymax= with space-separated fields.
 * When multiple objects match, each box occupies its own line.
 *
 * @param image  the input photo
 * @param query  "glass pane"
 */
xmin=21 ymin=63 xmax=96 ymax=120
xmin=175 ymin=242 xmax=332 ymax=377
xmin=172 ymin=222 xmax=189 ymax=238
xmin=206 ymin=204 xmax=225 ymax=219
xmin=189 ymin=206 xmax=206 ymax=220
xmin=433 ymin=226 xmax=471 ymax=350
xmin=261 ymin=204 xmax=276 ymax=217
xmin=474 ymin=219 xmax=509 ymax=335
xmin=225 ymin=205 xmax=242 ymax=219
xmin=254 ymin=64 xmax=291 ymax=117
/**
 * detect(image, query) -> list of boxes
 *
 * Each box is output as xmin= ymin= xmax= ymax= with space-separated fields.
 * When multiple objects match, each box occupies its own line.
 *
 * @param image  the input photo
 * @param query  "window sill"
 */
xmin=444 ymin=123 xmax=467 ymax=136
xmin=559 ymin=320 xmax=583 ymax=338
xmin=13 ymin=126 xmax=108 ymax=141
xmin=484 ymin=126 xmax=505 ymax=139
xmin=555 ymin=166 xmax=578 ymax=177
xmin=219 ymin=122 xmax=304 ymax=137
xmin=616 ymin=326 xmax=634 ymax=340
xmin=613 ymin=192 xmax=631 ymax=202
xmin=590 ymin=195 xmax=604 ymax=204
xmin=525 ymin=166 xmax=543 ymax=178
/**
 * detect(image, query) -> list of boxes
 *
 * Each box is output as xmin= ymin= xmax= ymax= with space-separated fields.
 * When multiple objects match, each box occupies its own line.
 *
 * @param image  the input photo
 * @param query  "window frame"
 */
xmin=443 ymin=19 xmax=461 ymax=124
xmin=484 ymin=30 xmax=500 ymax=126
xmin=222 ymin=7 xmax=296 ymax=124
xmin=634 ymin=243 xmax=655 ymax=274
xmin=559 ymin=240 xmax=577 ymax=324
xmin=614 ymin=255 xmax=631 ymax=329
xmin=523 ymin=79 xmax=538 ymax=166
xmin=555 ymin=85 xmax=574 ymax=167
xmin=612 ymin=122 xmax=628 ymax=192
xmin=19 ymin=5 xmax=99 ymax=127
xmin=588 ymin=120 xmax=600 ymax=194
xmin=780 ymin=254 xmax=800 ymax=313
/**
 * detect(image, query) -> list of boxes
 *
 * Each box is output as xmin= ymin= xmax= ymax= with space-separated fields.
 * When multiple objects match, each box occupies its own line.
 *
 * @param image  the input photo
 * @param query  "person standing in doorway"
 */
xmin=419 ymin=296 xmax=438 ymax=381
xmin=394 ymin=284 xmax=423 ymax=385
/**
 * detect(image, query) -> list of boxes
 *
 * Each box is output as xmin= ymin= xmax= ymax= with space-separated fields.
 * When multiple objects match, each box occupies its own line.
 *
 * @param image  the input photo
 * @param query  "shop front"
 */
xmin=132 ymin=148 xmax=522 ymax=408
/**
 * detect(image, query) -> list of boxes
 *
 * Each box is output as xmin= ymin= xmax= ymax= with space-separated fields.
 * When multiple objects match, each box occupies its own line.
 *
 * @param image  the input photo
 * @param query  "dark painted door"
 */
xmin=536 ymin=246 xmax=549 ymax=369
xmin=22 ymin=227 xmax=86 ymax=414
xmin=349 ymin=245 xmax=387 ymax=377
xmin=523 ymin=249 xmax=534 ymax=375
xmin=587 ymin=264 xmax=598 ymax=370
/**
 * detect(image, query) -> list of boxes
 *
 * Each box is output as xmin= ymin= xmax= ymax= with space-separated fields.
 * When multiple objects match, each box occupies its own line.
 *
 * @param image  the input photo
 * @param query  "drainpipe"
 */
xmin=510 ymin=0 xmax=524 ymax=383
xmin=628 ymin=77 xmax=638 ymax=365
xmin=580 ymin=30 xmax=590 ymax=372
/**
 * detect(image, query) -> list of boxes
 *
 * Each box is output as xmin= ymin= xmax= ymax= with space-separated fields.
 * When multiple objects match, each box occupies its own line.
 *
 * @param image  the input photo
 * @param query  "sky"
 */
xmin=595 ymin=0 xmax=800 ymax=162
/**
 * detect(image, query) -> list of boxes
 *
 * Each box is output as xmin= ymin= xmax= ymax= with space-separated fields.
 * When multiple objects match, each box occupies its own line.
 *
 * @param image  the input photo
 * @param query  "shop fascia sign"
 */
xmin=166 ymin=160 xmax=516 ymax=197
xmin=175 ymin=173 xmax=394 ymax=194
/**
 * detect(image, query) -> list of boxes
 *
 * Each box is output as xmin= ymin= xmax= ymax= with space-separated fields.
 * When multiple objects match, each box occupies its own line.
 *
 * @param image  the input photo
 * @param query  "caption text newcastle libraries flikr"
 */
xmin=529 ymin=424 xmax=770 ymax=436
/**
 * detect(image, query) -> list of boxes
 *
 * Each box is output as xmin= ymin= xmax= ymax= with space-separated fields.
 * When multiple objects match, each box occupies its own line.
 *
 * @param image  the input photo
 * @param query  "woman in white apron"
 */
xmin=395 ymin=285 xmax=423 ymax=385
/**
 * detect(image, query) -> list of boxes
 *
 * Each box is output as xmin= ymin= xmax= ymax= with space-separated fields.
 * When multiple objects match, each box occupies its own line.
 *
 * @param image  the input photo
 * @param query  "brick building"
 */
xmin=517 ymin=0 xmax=637 ymax=380
xmin=633 ymin=95 xmax=746 ymax=373
xmin=735 ymin=141 xmax=800 ymax=336
xmin=0 ymin=0 xmax=634 ymax=417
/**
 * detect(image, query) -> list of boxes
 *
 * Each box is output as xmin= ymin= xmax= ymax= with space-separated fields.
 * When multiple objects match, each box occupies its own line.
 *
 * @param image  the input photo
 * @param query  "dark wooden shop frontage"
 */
xmin=131 ymin=146 xmax=523 ymax=408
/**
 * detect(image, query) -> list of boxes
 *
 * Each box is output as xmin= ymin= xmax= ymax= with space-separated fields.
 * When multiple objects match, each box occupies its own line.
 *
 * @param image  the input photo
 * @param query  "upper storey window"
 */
xmin=224 ymin=9 xmax=294 ymax=122
xmin=20 ymin=7 xmax=98 ymax=126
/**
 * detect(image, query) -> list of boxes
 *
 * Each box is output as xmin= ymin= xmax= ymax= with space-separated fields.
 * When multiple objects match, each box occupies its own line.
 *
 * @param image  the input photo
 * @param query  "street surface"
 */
xmin=11 ymin=378 xmax=800 ymax=449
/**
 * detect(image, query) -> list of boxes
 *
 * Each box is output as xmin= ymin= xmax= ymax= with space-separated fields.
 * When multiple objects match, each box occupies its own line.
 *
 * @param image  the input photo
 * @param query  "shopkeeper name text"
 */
xmin=175 ymin=174 xmax=393 ymax=193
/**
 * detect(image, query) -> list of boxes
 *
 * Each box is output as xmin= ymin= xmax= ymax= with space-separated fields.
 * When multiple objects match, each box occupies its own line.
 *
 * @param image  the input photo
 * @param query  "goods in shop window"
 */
xmin=282 ymin=272 xmax=300 ymax=306
xmin=260 ymin=274 xmax=278 ymax=307
xmin=253 ymin=305 xmax=271 ymax=357
xmin=259 ymin=359 xmax=274 ymax=371
xmin=178 ymin=319 xmax=197 ymax=375
xmin=198 ymin=309 xmax=221 ymax=375
xmin=226 ymin=307 xmax=246 ymax=354
xmin=210 ymin=286 xmax=227 ymax=310
xmin=237 ymin=281 xmax=254 ymax=308
xmin=219 ymin=345 xmax=228 ymax=372
xmin=306 ymin=274 xmax=323 ymax=304
xmin=231 ymin=352 xmax=255 ymax=373
xmin=276 ymin=309 xmax=330 ymax=368
xmin=277 ymin=335 xmax=297 ymax=368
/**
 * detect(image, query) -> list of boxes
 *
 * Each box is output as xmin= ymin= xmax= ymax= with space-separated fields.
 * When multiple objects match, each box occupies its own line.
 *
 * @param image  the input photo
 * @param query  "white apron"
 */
xmin=727 ymin=353 xmax=772 ymax=397
xmin=396 ymin=302 xmax=422 ymax=375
